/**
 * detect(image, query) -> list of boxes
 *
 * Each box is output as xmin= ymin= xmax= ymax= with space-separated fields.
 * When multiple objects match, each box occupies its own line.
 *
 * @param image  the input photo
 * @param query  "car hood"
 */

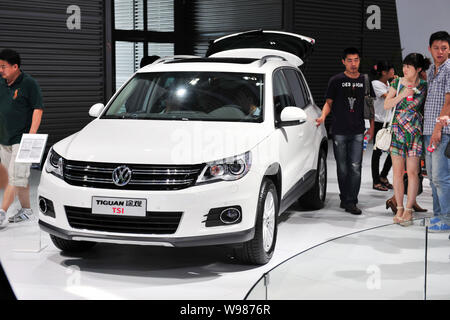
xmin=54 ymin=119 xmax=270 ymax=165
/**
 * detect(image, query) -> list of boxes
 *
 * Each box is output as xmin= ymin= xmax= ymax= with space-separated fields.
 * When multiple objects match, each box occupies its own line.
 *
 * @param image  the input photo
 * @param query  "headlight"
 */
xmin=45 ymin=148 xmax=64 ymax=179
xmin=196 ymin=151 xmax=251 ymax=184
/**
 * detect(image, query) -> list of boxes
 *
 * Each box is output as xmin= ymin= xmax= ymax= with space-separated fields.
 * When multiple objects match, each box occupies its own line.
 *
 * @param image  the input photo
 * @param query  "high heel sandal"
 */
xmin=399 ymin=208 xmax=414 ymax=227
xmin=393 ymin=207 xmax=404 ymax=223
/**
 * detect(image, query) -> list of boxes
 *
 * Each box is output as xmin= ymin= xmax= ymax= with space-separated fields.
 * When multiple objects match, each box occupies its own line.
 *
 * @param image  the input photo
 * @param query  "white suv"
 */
xmin=38 ymin=30 xmax=328 ymax=264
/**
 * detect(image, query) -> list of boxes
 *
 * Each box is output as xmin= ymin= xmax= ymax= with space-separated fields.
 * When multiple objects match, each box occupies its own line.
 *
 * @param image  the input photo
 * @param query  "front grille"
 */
xmin=63 ymin=160 xmax=205 ymax=190
xmin=65 ymin=206 xmax=182 ymax=234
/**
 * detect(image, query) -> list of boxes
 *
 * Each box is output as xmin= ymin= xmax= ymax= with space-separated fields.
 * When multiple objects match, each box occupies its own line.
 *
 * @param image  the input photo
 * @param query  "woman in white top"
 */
xmin=370 ymin=61 xmax=395 ymax=191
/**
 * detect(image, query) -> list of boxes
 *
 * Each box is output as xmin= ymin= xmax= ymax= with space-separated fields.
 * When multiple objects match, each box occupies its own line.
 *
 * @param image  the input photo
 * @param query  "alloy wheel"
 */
xmin=319 ymin=156 xmax=326 ymax=201
xmin=262 ymin=191 xmax=276 ymax=252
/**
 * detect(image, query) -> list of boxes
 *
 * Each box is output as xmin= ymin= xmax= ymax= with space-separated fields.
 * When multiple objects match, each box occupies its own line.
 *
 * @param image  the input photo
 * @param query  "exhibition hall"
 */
xmin=0 ymin=0 xmax=449 ymax=301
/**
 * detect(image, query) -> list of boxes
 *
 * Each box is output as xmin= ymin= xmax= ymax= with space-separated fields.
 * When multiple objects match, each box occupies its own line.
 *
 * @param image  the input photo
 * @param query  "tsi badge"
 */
xmin=112 ymin=165 xmax=132 ymax=186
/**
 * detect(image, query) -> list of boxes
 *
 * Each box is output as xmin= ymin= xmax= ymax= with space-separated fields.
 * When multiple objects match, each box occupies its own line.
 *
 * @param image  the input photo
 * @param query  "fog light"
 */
xmin=39 ymin=196 xmax=55 ymax=218
xmin=219 ymin=208 xmax=241 ymax=224
xmin=39 ymin=197 xmax=48 ymax=214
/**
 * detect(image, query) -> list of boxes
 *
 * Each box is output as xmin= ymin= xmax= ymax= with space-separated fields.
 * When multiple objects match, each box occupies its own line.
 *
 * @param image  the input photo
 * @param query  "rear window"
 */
xmin=206 ymin=31 xmax=314 ymax=61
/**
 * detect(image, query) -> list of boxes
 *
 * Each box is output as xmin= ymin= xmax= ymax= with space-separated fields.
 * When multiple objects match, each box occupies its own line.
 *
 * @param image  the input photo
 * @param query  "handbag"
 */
xmin=375 ymin=78 xmax=401 ymax=151
xmin=404 ymin=173 xmax=424 ymax=195
xmin=363 ymin=74 xmax=375 ymax=120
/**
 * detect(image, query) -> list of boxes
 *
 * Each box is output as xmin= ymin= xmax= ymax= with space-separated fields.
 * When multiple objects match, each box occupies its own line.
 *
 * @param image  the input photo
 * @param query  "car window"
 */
xmin=297 ymin=70 xmax=311 ymax=106
xmin=283 ymin=69 xmax=307 ymax=109
xmin=273 ymin=70 xmax=294 ymax=118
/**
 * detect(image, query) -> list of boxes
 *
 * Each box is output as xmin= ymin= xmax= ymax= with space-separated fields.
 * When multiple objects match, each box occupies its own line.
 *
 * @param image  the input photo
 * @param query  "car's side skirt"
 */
xmin=279 ymin=169 xmax=316 ymax=214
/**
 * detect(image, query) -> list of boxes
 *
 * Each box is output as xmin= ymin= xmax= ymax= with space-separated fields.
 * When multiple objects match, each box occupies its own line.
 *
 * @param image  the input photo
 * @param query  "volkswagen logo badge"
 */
xmin=112 ymin=165 xmax=132 ymax=186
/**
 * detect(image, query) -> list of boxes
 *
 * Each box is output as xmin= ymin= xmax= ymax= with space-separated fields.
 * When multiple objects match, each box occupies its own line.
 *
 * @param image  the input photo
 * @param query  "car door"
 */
xmin=273 ymin=69 xmax=305 ymax=197
xmin=283 ymin=68 xmax=318 ymax=175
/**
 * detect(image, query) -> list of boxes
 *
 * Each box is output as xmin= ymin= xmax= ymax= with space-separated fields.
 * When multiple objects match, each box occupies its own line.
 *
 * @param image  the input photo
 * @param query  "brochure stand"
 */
xmin=15 ymin=134 xmax=48 ymax=164
xmin=11 ymin=134 xmax=48 ymax=253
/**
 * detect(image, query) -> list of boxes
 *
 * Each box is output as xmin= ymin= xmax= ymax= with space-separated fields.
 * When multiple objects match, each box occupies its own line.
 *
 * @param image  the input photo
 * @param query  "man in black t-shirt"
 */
xmin=316 ymin=47 xmax=374 ymax=215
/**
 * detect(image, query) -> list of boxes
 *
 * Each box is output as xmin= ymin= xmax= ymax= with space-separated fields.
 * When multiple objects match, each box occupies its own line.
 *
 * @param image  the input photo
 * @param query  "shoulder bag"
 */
xmin=363 ymin=74 xmax=375 ymax=120
xmin=375 ymin=78 xmax=401 ymax=151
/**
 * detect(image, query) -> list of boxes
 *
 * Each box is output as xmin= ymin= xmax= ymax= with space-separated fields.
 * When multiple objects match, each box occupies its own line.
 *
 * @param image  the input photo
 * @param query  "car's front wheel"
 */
xmin=235 ymin=178 xmax=278 ymax=265
xmin=50 ymin=235 xmax=96 ymax=253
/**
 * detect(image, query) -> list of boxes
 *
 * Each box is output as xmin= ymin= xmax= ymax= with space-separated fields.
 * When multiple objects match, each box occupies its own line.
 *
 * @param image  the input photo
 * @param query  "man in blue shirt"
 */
xmin=423 ymin=31 xmax=450 ymax=232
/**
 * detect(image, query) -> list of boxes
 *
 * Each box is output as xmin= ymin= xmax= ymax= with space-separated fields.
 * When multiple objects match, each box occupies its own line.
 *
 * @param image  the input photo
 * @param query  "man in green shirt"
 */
xmin=0 ymin=49 xmax=43 ymax=226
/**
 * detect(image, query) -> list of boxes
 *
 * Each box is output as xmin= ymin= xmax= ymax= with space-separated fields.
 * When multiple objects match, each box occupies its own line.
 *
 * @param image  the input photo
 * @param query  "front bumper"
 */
xmin=38 ymin=166 xmax=261 ymax=246
xmin=39 ymin=220 xmax=254 ymax=247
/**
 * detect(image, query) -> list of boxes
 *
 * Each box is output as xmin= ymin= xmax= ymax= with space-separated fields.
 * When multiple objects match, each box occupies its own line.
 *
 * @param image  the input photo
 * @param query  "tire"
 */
xmin=235 ymin=178 xmax=278 ymax=265
xmin=299 ymin=148 xmax=327 ymax=210
xmin=50 ymin=235 xmax=96 ymax=253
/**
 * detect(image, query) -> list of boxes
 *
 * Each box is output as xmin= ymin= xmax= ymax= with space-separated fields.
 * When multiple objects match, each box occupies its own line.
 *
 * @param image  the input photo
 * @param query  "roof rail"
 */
xmin=258 ymin=55 xmax=287 ymax=67
xmin=153 ymin=55 xmax=200 ymax=64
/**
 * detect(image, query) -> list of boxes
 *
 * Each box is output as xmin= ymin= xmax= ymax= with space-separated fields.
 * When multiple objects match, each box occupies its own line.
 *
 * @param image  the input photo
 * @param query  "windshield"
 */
xmin=103 ymin=72 xmax=264 ymax=122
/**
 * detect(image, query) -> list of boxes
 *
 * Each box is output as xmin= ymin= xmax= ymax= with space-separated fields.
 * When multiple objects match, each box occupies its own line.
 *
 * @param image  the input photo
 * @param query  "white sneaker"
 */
xmin=0 ymin=209 xmax=6 ymax=225
xmin=8 ymin=208 xmax=33 ymax=223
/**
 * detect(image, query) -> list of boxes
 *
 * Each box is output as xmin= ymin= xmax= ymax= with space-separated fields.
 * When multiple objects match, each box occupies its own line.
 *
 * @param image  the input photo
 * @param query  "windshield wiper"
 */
xmin=102 ymin=112 xmax=146 ymax=119
xmin=101 ymin=115 xmax=125 ymax=119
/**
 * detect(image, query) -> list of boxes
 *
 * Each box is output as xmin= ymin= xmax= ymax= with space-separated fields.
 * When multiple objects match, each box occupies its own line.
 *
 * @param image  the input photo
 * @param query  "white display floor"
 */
xmin=0 ymin=142 xmax=448 ymax=300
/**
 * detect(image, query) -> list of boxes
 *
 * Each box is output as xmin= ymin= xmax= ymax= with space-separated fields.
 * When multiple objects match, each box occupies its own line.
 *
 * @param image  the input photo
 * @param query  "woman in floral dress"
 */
xmin=384 ymin=53 xmax=430 ymax=225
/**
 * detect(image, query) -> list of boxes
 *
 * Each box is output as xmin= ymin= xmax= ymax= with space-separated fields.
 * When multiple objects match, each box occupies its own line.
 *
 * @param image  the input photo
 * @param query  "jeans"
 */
xmin=333 ymin=134 xmax=364 ymax=205
xmin=371 ymin=122 xmax=392 ymax=184
xmin=424 ymin=134 xmax=450 ymax=224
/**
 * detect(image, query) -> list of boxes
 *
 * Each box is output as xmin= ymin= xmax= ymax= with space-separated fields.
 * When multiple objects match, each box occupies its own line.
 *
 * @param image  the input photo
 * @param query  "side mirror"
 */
xmin=89 ymin=103 xmax=105 ymax=118
xmin=279 ymin=106 xmax=307 ymax=127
